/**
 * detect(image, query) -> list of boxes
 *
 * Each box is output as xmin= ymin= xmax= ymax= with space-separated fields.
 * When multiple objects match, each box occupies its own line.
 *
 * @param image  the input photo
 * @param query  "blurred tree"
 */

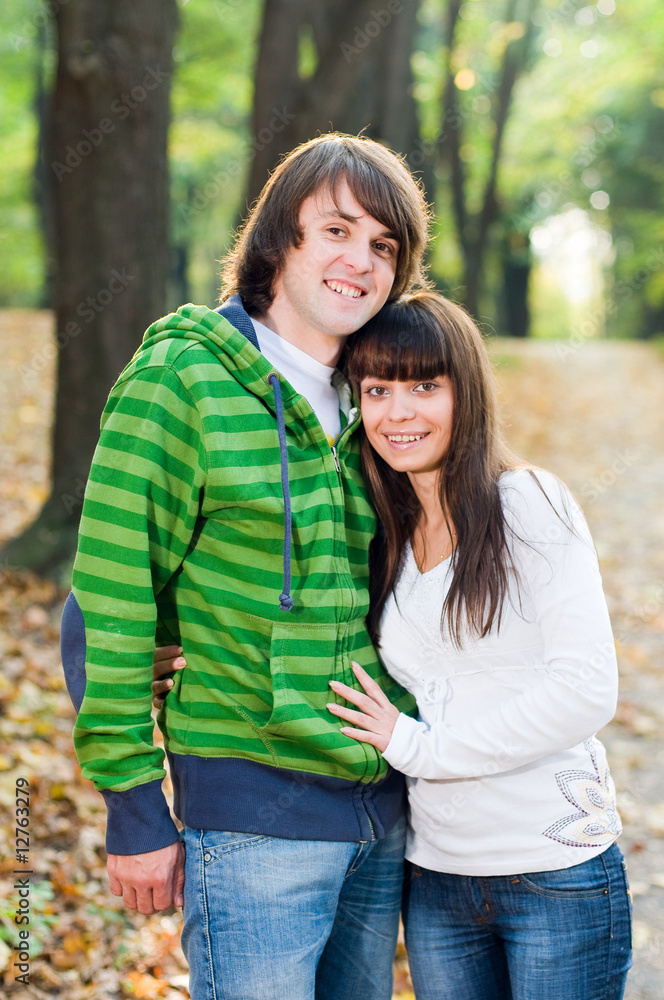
xmin=2 ymin=0 xmax=178 ymax=575
xmin=434 ymin=0 xmax=540 ymax=322
xmin=246 ymin=0 xmax=423 ymax=207
xmin=33 ymin=17 xmax=57 ymax=308
xmin=597 ymin=92 xmax=664 ymax=340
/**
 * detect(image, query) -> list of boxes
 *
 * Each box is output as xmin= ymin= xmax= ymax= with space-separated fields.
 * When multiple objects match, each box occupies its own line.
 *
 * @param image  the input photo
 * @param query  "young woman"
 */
xmin=327 ymin=290 xmax=632 ymax=1000
xmin=153 ymin=291 xmax=632 ymax=999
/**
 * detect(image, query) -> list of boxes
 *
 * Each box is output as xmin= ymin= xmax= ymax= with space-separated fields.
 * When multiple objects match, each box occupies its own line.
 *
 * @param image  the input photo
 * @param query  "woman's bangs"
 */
xmin=348 ymin=306 xmax=449 ymax=385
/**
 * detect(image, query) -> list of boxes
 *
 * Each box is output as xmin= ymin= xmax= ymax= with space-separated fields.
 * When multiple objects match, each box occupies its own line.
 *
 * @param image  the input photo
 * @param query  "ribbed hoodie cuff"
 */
xmin=101 ymin=779 xmax=180 ymax=856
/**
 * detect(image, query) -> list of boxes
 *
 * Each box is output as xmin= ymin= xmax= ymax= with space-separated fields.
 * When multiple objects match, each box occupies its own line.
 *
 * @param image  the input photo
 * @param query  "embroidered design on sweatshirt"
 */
xmin=542 ymin=739 xmax=621 ymax=848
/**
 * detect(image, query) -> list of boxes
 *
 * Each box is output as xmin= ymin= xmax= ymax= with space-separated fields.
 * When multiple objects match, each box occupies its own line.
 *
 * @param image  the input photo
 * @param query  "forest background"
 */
xmin=1 ymin=1 xmax=664 ymax=998
xmin=2 ymin=0 xmax=664 ymax=574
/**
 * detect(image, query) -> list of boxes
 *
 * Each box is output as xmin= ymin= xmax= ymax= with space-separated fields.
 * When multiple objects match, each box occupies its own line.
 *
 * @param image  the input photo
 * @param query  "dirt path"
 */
xmin=494 ymin=338 xmax=664 ymax=1000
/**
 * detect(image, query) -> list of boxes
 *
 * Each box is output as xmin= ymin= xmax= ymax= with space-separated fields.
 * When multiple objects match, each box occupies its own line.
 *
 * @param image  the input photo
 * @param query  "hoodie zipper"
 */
xmin=330 ymin=406 xmax=360 ymax=474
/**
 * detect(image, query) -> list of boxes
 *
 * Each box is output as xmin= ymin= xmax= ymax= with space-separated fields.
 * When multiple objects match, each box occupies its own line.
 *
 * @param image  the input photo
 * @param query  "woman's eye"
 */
xmin=363 ymin=385 xmax=388 ymax=396
xmin=416 ymin=382 xmax=437 ymax=392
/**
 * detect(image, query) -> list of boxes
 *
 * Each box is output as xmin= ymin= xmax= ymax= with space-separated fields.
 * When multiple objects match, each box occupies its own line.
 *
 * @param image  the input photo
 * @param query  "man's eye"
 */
xmin=374 ymin=242 xmax=394 ymax=254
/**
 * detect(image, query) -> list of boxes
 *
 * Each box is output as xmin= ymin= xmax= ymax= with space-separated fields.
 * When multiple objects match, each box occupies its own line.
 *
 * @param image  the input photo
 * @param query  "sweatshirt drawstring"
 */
xmin=267 ymin=373 xmax=294 ymax=611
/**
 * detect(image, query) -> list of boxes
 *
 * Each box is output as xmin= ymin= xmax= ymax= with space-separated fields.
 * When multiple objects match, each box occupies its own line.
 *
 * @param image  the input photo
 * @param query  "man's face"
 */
xmin=264 ymin=179 xmax=400 ymax=364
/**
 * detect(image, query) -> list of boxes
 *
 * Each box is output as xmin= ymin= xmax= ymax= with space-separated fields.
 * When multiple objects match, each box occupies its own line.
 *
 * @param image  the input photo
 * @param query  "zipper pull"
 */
xmin=331 ymin=445 xmax=341 ymax=473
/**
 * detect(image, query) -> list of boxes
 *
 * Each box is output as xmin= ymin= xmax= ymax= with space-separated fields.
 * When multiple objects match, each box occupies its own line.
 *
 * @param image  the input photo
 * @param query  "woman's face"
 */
xmin=359 ymin=375 xmax=454 ymax=477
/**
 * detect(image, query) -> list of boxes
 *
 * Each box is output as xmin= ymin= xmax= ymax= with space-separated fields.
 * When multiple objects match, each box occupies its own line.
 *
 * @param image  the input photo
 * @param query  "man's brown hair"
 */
xmin=220 ymin=133 xmax=430 ymax=315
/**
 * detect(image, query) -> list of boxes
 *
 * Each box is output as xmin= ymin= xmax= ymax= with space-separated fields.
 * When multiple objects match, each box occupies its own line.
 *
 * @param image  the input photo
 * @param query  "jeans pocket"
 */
xmin=199 ymin=829 xmax=271 ymax=863
xmin=516 ymin=853 xmax=610 ymax=898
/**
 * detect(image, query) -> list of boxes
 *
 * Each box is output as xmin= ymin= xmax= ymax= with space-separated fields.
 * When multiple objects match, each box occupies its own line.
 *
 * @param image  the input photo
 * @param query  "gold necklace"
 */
xmin=413 ymin=526 xmax=455 ymax=572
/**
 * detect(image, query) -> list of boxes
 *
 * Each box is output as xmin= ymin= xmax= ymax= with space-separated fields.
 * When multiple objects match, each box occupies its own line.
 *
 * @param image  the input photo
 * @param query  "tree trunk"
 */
xmin=246 ymin=0 xmax=423 ymax=208
xmin=245 ymin=0 xmax=305 ymax=209
xmin=439 ymin=0 xmax=539 ymax=320
xmin=33 ymin=18 xmax=57 ymax=309
xmin=463 ymin=0 xmax=538 ymax=318
xmin=374 ymin=0 xmax=422 ymax=165
xmin=438 ymin=0 xmax=466 ymax=258
xmin=2 ymin=0 xmax=178 ymax=577
xmin=501 ymin=231 xmax=531 ymax=337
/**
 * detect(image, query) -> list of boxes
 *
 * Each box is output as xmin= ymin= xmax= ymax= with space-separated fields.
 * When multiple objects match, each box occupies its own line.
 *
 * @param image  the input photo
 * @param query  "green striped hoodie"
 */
xmin=61 ymin=301 xmax=415 ymax=854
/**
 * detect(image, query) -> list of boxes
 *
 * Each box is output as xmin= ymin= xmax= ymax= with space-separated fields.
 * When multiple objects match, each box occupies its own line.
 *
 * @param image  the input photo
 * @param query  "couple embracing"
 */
xmin=62 ymin=133 xmax=631 ymax=1000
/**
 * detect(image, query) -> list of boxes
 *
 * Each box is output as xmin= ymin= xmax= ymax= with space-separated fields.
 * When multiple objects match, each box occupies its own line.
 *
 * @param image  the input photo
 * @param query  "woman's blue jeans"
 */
xmin=181 ymin=815 xmax=406 ymax=1000
xmin=402 ymin=843 xmax=632 ymax=1000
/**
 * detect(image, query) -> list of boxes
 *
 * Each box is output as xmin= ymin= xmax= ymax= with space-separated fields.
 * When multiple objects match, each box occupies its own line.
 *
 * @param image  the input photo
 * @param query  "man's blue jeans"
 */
xmin=402 ymin=842 xmax=632 ymax=1000
xmin=181 ymin=815 xmax=406 ymax=1000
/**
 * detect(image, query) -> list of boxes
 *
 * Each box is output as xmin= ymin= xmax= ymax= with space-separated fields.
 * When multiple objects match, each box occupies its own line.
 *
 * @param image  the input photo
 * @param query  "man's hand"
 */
xmin=152 ymin=645 xmax=186 ymax=710
xmin=107 ymin=840 xmax=185 ymax=914
xmin=327 ymin=661 xmax=399 ymax=753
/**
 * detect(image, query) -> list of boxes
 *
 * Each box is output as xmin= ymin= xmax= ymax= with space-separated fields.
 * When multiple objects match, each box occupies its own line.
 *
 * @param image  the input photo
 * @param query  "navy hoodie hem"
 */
xmin=168 ymin=753 xmax=406 ymax=842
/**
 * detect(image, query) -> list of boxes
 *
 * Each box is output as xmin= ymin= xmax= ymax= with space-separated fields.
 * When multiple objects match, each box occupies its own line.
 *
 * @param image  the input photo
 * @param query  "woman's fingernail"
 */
xmin=174 ymin=657 xmax=186 ymax=667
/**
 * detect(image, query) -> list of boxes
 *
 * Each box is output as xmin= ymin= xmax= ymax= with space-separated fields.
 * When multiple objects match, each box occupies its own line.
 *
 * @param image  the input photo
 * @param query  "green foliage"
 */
xmin=0 ymin=2 xmax=52 ymax=306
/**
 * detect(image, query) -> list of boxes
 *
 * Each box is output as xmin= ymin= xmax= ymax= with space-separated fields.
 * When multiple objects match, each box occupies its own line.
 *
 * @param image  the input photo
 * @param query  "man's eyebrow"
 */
xmin=319 ymin=209 xmax=400 ymax=242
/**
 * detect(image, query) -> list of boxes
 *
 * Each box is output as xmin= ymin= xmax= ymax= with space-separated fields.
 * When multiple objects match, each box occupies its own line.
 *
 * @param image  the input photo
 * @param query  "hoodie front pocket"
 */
xmin=259 ymin=621 xmax=379 ymax=777
xmin=263 ymin=622 xmax=345 ymax=737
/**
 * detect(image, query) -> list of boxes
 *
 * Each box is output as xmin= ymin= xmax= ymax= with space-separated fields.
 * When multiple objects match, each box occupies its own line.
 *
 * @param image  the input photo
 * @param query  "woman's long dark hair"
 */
xmin=345 ymin=291 xmax=519 ymax=648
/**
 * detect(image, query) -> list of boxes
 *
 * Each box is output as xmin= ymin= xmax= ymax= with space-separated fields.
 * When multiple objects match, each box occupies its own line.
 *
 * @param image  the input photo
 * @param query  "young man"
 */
xmin=61 ymin=133 xmax=429 ymax=1000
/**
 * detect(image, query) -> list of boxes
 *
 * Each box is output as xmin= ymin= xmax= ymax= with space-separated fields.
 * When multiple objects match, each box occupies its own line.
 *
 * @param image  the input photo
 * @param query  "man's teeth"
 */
xmin=387 ymin=434 xmax=426 ymax=442
xmin=326 ymin=281 xmax=363 ymax=298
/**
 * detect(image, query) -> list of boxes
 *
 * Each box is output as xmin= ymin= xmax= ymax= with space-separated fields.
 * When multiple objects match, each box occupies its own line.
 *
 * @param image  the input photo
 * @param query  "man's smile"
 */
xmin=324 ymin=279 xmax=366 ymax=298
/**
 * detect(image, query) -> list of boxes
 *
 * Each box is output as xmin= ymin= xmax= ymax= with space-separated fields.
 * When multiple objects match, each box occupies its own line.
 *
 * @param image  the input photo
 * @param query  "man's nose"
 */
xmin=342 ymin=238 xmax=373 ymax=272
